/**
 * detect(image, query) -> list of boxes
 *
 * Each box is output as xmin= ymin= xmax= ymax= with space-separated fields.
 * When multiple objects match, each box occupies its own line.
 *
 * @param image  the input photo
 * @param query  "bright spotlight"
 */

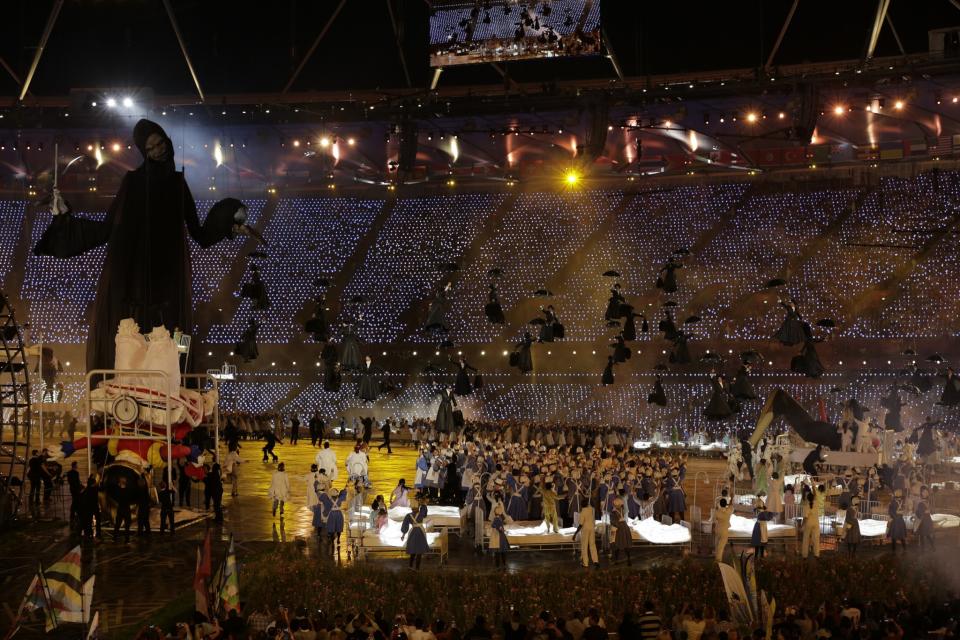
xmin=111 ymin=142 xmax=121 ymax=152
xmin=106 ymin=98 xmax=117 ymax=108
xmin=319 ymin=137 xmax=330 ymax=147
xmin=347 ymin=137 xmax=356 ymax=146
xmin=122 ymin=97 xmax=133 ymax=108
xmin=564 ymin=170 xmax=579 ymax=185
xmin=292 ymin=139 xmax=301 ymax=147
xmin=894 ymin=100 xmax=904 ymax=110
xmin=746 ymin=112 xmax=758 ymax=123
xmin=214 ymin=142 xmax=224 ymax=167
xmin=833 ymin=105 xmax=845 ymax=115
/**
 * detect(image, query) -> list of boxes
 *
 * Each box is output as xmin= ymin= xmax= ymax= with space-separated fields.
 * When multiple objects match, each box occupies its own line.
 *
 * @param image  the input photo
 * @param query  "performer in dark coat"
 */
xmin=908 ymin=364 xmax=932 ymax=393
xmin=773 ymin=300 xmax=805 ymax=346
xmin=881 ymin=385 xmax=905 ymax=431
xmin=538 ymin=305 xmax=557 ymax=342
xmin=659 ymin=309 xmax=679 ymax=340
xmin=647 ymin=375 xmax=667 ymax=406
xmin=668 ymin=331 xmax=691 ymax=365
xmin=34 ymin=118 xmax=250 ymax=374
xmin=605 ymin=283 xmax=625 ymax=321
xmin=453 ymin=357 xmax=477 ymax=396
xmin=356 ymin=356 xmax=383 ymax=402
xmin=340 ymin=323 xmax=363 ymax=371
xmin=323 ymin=361 xmax=342 ymax=392
xmin=234 ymin=317 xmax=260 ymax=362
xmin=425 ymin=282 xmax=452 ymax=332
xmin=304 ymin=296 xmax=330 ymax=342
xmin=656 ymin=257 xmax=682 ymax=294
xmin=241 ymin=267 xmax=270 ymax=310
xmin=704 ymin=374 xmax=735 ymax=420
xmin=940 ymin=367 xmax=960 ymax=406
xmin=791 ymin=337 xmax=825 ymax=378
xmin=621 ymin=304 xmax=637 ymax=341
xmin=602 ymin=356 xmax=615 ymax=385
xmin=731 ymin=364 xmax=758 ymax=400
xmin=485 ymin=284 xmax=505 ymax=324
xmin=610 ymin=333 xmax=631 ymax=363
xmin=514 ymin=332 xmax=534 ymax=374
xmin=436 ymin=386 xmax=457 ymax=433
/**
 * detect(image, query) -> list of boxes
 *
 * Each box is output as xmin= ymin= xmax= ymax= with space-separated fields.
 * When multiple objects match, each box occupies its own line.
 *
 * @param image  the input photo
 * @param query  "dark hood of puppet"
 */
xmin=34 ymin=118 xmax=245 ymax=375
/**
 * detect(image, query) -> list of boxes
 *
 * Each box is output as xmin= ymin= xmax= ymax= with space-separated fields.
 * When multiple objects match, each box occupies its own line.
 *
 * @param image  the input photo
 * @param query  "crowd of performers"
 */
xmin=218 ymin=396 xmax=960 ymax=571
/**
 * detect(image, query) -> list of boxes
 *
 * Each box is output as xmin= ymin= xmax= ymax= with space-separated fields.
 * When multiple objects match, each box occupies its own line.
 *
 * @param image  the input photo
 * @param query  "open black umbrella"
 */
xmin=674 ymin=248 xmax=690 ymax=256
xmin=533 ymin=289 xmax=553 ymax=297
xmin=898 ymin=384 xmax=921 ymax=396
xmin=766 ymin=278 xmax=787 ymax=288
xmin=314 ymin=277 xmax=331 ymax=288
xmin=684 ymin=315 xmax=701 ymax=324
xmin=654 ymin=363 xmax=669 ymax=371
xmin=603 ymin=270 xmax=621 ymax=277
xmin=247 ymin=251 xmax=268 ymax=259
xmin=700 ymin=352 xmax=724 ymax=364
xmin=663 ymin=300 xmax=678 ymax=307
xmin=487 ymin=268 xmax=503 ymax=278
xmin=349 ymin=295 xmax=366 ymax=304
xmin=830 ymin=386 xmax=844 ymax=394
xmin=927 ymin=354 xmax=946 ymax=364
xmin=901 ymin=348 xmax=917 ymax=356
xmin=815 ymin=318 xmax=836 ymax=328
xmin=438 ymin=339 xmax=455 ymax=349
xmin=528 ymin=318 xmax=547 ymax=325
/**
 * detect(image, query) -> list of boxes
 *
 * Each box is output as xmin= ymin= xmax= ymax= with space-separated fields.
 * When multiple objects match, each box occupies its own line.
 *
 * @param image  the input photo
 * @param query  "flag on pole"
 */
xmin=219 ymin=536 xmax=240 ymax=614
xmin=87 ymin=611 xmax=100 ymax=640
xmin=194 ymin=548 xmax=209 ymax=617
xmin=200 ymin=529 xmax=212 ymax=579
xmin=82 ymin=576 xmax=96 ymax=624
xmin=45 ymin=546 xmax=83 ymax=628
xmin=10 ymin=565 xmax=57 ymax=637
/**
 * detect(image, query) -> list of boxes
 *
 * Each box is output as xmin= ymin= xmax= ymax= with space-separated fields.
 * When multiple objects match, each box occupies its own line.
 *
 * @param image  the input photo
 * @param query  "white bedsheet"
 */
xmin=484 ymin=520 xmax=581 ymax=545
xmin=348 ymin=517 xmax=442 ymax=549
xmin=349 ymin=505 xmax=462 ymax=528
xmin=728 ymin=514 xmax=796 ymax=539
xmin=626 ymin=517 xmax=691 ymax=544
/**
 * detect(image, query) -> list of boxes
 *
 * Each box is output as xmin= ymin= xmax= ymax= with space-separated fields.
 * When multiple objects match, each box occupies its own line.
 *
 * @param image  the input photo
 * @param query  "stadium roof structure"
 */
xmin=4 ymin=1 xmax=960 ymax=182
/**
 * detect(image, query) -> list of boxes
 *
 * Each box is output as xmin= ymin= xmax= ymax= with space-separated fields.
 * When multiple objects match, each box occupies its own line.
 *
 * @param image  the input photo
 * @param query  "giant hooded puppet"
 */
xmin=34 ymin=118 xmax=254 ymax=374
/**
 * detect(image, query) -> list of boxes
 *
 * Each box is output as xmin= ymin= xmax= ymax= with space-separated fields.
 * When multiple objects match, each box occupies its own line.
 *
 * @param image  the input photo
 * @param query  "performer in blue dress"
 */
xmin=325 ymin=488 xmax=346 ymax=557
xmin=489 ymin=504 xmax=510 ymax=569
xmin=401 ymin=500 xmax=430 ymax=570
xmin=665 ymin=470 xmax=686 ymax=524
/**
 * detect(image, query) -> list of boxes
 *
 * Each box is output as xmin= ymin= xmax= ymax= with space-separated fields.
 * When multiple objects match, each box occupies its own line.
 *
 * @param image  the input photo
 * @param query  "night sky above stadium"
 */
xmin=1 ymin=0 xmax=960 ymax=97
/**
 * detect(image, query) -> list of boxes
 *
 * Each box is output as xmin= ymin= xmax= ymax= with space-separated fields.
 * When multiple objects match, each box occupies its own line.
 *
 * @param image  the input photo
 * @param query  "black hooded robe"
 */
xmin=601 ymin=358 xmax=615 ymax=385
xmin=33 ymin=119 xmax=241 ymax=375
xmin=647 ymin=377 xmax=667 ymax=406
xmin=790 ymin=339 xmax=825 ymax=378
xmin=731 ymin=366 xmax=758 ymax=400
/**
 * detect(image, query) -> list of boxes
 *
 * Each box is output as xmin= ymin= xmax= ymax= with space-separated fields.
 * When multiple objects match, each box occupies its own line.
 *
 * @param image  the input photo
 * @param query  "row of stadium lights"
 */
xmin=199 ymin=348 xmax=907 ymax=369
xmin=0 ymin=99 xmax=919 ymax=154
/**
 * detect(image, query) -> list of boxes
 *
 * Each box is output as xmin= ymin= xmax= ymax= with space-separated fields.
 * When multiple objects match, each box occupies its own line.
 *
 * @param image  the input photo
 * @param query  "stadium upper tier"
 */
xmin=5 ymin=170 xmax=960 ymax=345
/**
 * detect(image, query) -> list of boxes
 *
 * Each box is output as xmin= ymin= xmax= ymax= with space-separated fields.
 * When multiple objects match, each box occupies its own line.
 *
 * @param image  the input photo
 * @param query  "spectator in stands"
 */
xmin=637 ymin=601 xmax=662 ymax=639
xmin=463 ymin=615 xmax=492 ymax=640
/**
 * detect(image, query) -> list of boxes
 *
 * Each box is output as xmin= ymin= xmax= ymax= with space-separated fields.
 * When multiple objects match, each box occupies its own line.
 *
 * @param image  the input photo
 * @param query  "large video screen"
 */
xmin=429 ymin=0 xmax=603 ymax=67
